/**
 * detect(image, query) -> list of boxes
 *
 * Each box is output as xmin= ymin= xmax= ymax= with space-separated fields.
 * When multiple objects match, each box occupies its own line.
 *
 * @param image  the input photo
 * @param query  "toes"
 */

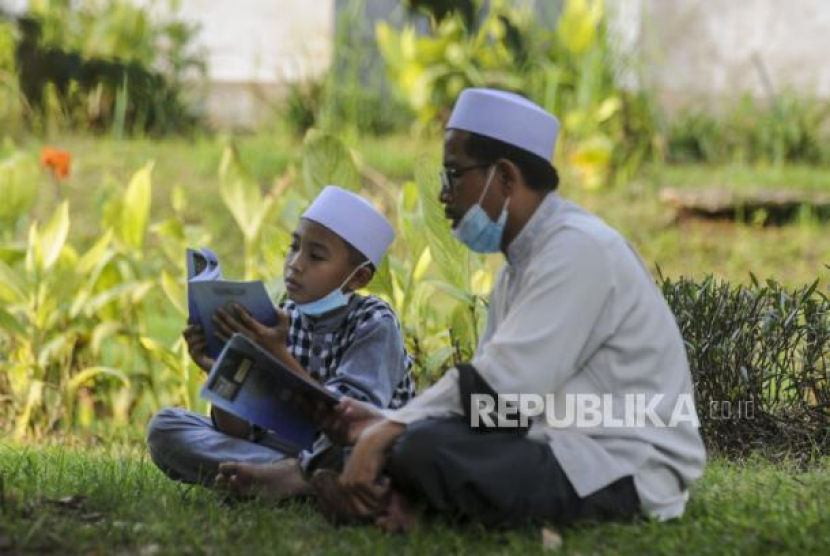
xmin=218 ymin=462 xmax=239 ymax=475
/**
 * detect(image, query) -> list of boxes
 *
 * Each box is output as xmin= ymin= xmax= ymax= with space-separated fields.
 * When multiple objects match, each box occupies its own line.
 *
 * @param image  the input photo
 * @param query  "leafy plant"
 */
xmin=667 ymin=93 xmax=830 ymax=165
xmin=661 ymin=272 xmax=829 ymax=456
xmin=0 ymin=146 xmax=39 ymax=235
xmin=376 ymin=0 xmax=657 ymax=189
xmin=14 ymin=0 xmax=205 ymax=134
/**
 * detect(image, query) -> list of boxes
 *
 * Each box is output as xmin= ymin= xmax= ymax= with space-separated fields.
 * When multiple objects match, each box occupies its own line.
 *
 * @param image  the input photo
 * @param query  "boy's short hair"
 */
xmin=345 ymin=241 xmax=375 ymax=275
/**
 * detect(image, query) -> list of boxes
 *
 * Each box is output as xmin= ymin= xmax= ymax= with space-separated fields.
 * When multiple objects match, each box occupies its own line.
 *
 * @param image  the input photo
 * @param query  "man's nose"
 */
xmin=439 ymin=186 xmax=452 ymax=204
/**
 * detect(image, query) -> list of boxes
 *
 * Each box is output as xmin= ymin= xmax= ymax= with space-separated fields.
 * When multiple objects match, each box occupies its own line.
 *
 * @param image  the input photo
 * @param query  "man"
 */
xmin=322 ymin=88 xmax=706 ymax=530
xmin=234 ymin=88 xmax=707 ymax=531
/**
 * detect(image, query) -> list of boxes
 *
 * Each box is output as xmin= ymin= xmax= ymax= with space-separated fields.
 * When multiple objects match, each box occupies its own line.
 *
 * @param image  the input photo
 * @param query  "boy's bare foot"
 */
xmin=375 ymin=489 xmax=420 ymax=533
xmin=214 ymin=458 xmax=311 ymax=502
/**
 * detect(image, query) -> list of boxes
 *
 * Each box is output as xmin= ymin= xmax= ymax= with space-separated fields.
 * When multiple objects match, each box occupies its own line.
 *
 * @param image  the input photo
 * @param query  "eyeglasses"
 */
xmin=439 ymin=163 xmax=491 ymax=195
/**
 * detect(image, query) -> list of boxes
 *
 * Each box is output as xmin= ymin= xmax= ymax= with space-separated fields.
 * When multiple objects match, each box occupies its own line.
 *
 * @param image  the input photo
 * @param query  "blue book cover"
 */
xmin=186 ymin=248 xmax=279 ymax=359
xmin=201 ymin=334 xmax=342 ymax=451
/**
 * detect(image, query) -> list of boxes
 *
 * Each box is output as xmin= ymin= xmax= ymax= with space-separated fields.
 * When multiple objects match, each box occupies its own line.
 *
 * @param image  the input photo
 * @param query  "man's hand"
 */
xmin=213 ymin=304 xmax=289 ymax=360
xmin=338 ymin=418 xmax=406 ymax=516
xmin=313 ymin=397 xmax=386 ymax=447
xmin=182 ymin=325 xmax=214 ymax=373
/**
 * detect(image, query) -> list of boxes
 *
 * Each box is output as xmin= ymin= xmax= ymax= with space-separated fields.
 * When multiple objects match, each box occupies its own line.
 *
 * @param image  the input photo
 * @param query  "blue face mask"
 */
xmin=452 ymin=166 xmax=510 ymax=253
xmin=295 ymin=261 xmax=370 ymax=317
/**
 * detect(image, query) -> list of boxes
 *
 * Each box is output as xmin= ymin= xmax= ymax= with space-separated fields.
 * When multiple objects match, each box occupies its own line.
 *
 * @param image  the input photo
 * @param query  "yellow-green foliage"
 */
xmin=0 ymin=21 xmax=25 ymax=136
xmin=0 ymin=147 xmax=39 ymax=230
xmin=376 ymin=0 xmax=652 ymax=189
xmin=0 ymin=131 xmax=491 ymax=438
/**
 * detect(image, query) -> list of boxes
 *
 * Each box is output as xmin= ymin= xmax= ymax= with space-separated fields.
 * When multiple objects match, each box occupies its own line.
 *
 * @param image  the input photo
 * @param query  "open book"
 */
xmin=201 ymin=333 xmax=341 ymax=451
xmin=186 ymin=247 xmax=279 ymax=359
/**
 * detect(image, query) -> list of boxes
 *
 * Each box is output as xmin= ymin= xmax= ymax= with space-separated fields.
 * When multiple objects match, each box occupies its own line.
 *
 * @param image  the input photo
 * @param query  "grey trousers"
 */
xmin=146 ymin=407 xmax=298 ymax=485
xmin=385 ymin=418 xmax=642 ymax=527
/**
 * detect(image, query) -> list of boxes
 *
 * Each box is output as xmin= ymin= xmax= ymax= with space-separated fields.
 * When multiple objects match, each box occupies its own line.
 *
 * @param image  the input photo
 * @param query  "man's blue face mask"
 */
xmin=296 ymin=261 xmax=370 ymax=317
xmin=452 ymin=166 xmax=510 ymax=253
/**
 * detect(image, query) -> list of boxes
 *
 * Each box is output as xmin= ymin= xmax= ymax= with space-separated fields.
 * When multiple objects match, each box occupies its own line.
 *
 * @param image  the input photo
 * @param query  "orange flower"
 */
xmin=41 ymin=147 xmax=71 ymax=181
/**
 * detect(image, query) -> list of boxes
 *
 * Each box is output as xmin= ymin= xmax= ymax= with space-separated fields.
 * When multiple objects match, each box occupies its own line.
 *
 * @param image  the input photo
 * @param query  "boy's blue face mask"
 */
xmin=452 ymin=166 xmax=510 ymax=253
xmin=296 ymin=261 xmax=370 ymax=317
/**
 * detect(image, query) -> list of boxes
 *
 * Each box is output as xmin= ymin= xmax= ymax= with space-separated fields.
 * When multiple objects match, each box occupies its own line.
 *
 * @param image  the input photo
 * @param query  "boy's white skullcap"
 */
xmin=302 ymin=186 xmax=394 ymax=267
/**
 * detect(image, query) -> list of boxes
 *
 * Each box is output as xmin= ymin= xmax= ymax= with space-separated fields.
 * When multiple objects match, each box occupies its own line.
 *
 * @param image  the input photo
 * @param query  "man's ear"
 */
xmin=346 ymin=265 xmax=374 ymax=292
xmin=495 ymin=158 xmax=518 ymax=196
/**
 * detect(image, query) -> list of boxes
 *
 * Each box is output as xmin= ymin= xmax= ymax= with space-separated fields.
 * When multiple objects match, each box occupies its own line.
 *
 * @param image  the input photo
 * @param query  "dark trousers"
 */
xmin=385 ymin=418 xmax=641 ymax=527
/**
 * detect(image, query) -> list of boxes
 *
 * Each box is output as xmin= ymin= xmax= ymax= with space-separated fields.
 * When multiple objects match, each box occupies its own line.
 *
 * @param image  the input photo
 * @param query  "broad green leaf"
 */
xmin=0 ymin=259 xmax=26 ymax=302
xmin=67 ymin=366 xmax=131 ymax=393
xmin=301 ymin=129 xmax=360 ymax=198
xmin=161 ymin=269 xmax=186 ymax=316
xmin=557 ymin=0 xmax=603 ymax=56
xmin=36 ymin=332 xmax=74 ymax=368
xmin=78 ymin=228 xmax=113 ymax=275
xmin=412 ymin=246 xmax=433 ymax=283
xmin=424 ymin=345 xmax=455 ymax=376
xmin=84 ymin=282 xmax=146 ymax=314
xmin=91 ymin=321 xmax=123 ymax=356
xmin=140 ymin=336 xmax=185 ymax=372
xmin=429 ymin=280 xmax=475 ymax=304
xmin=0 ymin=305 xmax=24 ymax=335
xmin=368 ymin=256 xmax=395 ymax=303
xmin=219 ymin=146 xmax=270 ymax=241
xmin=120 ymin=162 xmax=153 ymax=249
xmin=14 ymin=380 xmax=44 ymax=440
xmin=37 ymin=201 xmax=70 ymax=271
xmin=413 ymin=170 xmax=470 ymax=290
xmin=0 ymin=151 xmax=38 ymax=225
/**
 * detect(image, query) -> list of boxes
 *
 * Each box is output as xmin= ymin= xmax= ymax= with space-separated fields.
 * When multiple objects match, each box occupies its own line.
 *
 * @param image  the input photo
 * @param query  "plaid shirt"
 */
xmin=281 ymin=294 xmax=415 ymax=410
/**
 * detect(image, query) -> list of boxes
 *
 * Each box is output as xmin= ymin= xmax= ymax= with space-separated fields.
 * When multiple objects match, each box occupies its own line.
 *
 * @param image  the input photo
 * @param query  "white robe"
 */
xmin=388 ymin=193 xmax=707 ymax=521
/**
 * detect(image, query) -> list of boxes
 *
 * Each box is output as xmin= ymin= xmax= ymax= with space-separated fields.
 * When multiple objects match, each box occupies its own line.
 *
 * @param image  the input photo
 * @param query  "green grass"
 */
xmin=1 ymin=443 xmax=828 ymax=555
xmin=642 ymin=162 xmax=830 ymax=192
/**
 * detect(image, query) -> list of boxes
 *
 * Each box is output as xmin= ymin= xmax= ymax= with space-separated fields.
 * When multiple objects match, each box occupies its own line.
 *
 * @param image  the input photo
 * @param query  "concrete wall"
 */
xmin=633 ymin=0 xmax=830 ymax=110
xmin=138 ymin=0 xmax=335 ymax=128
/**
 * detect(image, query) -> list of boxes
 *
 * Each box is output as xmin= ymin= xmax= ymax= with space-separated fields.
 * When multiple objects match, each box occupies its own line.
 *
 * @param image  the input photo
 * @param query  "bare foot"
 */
xmin=375 ymin=489 xmax=420 ymax=533
xmin=310 ymin=469 xmax=364 ymax=525
xmin=214 ymin=458 xmax=311 ymax=502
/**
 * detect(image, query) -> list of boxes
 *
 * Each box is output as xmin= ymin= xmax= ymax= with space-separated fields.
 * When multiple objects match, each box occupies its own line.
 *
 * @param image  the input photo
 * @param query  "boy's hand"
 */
xmin=182 ymin=325 xmax=215 ymax=373
xmin=213 ymin=304 xmax=289 ymax=361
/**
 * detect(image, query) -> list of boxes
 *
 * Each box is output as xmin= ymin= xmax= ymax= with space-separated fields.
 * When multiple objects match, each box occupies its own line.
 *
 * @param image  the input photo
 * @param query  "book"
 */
xmin=201 ymin=333 xmax=342 ymax=451
xmin=186 ymin=247 xmax=222 ymax=325
xmin=186 ymin=247 xmax=279 ymax=359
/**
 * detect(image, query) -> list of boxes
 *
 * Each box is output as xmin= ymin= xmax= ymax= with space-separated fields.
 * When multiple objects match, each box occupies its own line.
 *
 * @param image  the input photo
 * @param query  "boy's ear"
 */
xmin=346 ymin=265 xmax=373 ymax=292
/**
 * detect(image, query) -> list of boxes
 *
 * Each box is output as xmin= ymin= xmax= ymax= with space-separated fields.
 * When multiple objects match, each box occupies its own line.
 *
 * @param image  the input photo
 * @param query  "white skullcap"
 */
xmin=447 ymin=88 xmax=559 ymax=161
xmin=302 ymin=186 xmax=394 ymax=267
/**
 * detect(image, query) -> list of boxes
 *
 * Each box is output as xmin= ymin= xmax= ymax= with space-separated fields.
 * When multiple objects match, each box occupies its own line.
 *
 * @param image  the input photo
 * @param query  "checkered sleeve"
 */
xmin=324 ymin=297 xmax=416 ymax=409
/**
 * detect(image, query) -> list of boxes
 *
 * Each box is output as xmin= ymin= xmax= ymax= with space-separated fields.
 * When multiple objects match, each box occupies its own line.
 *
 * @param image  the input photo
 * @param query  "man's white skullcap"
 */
xmin=302 ymin=186 xmax=394 ymax=267
xmin=447 ymin=88 xmax=560 ymax=161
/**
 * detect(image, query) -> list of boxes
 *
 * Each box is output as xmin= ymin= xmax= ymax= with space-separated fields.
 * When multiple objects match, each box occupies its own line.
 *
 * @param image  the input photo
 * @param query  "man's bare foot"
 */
xmin=375 ymin=489 xmax=420 ymax=533
xmin=310 ymin=469 xmax=368 ymax=525
xmin=214 ymin=458 xmax=311 ymax=502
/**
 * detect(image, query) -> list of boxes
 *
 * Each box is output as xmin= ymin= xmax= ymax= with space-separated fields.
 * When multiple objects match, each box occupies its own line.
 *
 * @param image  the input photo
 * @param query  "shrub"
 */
xmin=661 ymin=272 xmax=829 ymax=457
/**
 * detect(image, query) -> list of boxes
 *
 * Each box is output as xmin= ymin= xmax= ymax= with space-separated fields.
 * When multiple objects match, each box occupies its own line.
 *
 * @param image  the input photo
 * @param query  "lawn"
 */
xmin=1 ymin=443 xmax=828 ymax=555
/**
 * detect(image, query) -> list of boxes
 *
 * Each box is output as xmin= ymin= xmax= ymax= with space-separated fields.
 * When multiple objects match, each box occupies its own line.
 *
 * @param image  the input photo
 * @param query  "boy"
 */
xmin=146 ymin=185 xmax=415 ymax=500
